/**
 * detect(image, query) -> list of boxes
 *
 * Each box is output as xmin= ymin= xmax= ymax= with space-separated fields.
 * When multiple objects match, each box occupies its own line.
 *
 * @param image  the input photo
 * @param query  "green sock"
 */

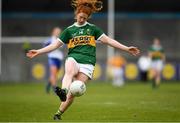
xmin=56 ymin=109 xmax=64 ymax=115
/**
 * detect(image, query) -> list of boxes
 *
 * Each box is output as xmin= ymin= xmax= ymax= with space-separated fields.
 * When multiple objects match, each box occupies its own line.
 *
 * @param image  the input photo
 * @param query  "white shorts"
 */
xmin=151 ymin=60 xmax=164 ymax=71
xmin=66 ymin=57 xmax=95 ymax=79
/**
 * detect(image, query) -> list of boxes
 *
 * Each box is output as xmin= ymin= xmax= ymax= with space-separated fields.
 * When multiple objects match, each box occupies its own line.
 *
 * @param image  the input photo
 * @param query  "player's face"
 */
xmin=154 ymin=39 xmax=160 ymax=46
xmin=76 ymin=12 xmax=89 ymax=25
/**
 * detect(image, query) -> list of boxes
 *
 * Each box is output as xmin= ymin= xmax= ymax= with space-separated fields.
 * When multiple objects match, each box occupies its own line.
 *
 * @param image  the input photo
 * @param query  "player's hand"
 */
xmin=127 ymin=46 xmax=140 ymax=56
xmin=26 ymin=50 xmax=40 ymax=58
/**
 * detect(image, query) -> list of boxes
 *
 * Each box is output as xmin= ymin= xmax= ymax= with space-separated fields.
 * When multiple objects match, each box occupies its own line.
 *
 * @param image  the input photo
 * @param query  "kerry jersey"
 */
xmin=149 ymin=45 xmax=164 ymax=60
xmin=59 ymin=22 xmax=104 ymax=66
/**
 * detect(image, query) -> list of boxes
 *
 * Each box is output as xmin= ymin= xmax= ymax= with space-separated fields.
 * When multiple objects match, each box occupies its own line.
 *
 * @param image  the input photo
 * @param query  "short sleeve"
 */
xmin=59 ymin=28 xmax=70 ymax=44
xmin=94 ymin=26 xmax=104 ymax=40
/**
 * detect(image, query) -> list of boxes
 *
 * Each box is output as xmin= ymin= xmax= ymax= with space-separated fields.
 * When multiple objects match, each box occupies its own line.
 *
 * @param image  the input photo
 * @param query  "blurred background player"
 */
xmin=108 ymin=52 xmax=126 ymax=87
xmin=148 ymin=38 xmax=165 ymax=88
xmin=43 ymin=27 xmax=64 ymax=93
xmin=137 ymin=53 xmax=151 ymax=82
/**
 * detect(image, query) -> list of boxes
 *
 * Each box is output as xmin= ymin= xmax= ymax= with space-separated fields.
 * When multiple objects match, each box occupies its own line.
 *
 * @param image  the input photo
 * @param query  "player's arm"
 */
xmin=99 ymin=34 xmax=140 ymax=56
xmin=27 ymin=39 xmax=63 ymax=58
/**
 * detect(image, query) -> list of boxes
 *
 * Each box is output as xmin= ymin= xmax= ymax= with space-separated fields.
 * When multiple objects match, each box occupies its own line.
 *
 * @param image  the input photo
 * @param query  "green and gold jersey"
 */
xmin=149 ymin=45 xmax=164 ymax=60
xmin=59 ymin=22 xmax=104 ymax=66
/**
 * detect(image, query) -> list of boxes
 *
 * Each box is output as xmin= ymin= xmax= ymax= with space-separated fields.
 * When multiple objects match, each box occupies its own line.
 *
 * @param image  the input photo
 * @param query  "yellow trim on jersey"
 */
xmin=152 ymin=51 xmax=163 ymax=58
xmin=68 ymin=36 xmax=96 ymax=49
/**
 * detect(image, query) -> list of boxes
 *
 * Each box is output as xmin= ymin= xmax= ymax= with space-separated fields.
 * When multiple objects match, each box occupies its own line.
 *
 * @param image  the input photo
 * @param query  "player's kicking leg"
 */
xmin=53 ymin=57 xmax=79 ymax=119
xmin=54 ymin=57 xmax=79 ymax=101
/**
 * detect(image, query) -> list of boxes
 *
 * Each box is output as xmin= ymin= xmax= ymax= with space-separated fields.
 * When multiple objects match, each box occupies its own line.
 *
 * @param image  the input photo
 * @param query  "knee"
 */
xmin=65 ymin=67 xmax=75 ymax=75
xmin=65 ymin=60 xmax=78 ymax=75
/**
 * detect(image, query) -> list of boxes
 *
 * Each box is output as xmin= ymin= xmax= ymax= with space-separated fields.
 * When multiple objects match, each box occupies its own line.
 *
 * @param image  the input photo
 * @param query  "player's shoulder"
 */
xmin=87 ymin=22 xmax=102 ymax=31
xmin=61 ymin=24 xmax=75 ymax=34
xmin=86 ymin=22 xmax=97 ymax=27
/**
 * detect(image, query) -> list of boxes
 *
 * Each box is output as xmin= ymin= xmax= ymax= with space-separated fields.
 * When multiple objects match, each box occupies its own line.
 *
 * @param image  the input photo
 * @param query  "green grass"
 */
xmin=0 ymin=81 xmax=180 ymax=122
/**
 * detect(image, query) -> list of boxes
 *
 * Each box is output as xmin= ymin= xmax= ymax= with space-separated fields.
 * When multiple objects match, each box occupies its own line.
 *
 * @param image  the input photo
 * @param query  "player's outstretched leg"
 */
xmin=55 ymin=58 xmax=78 ymax=101
xmin=53 ymin=57 xmax=79 ymax=119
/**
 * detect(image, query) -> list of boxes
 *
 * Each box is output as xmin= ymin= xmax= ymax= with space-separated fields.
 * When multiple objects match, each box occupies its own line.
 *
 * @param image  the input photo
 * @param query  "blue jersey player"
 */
xmin=44 ymin=27 xmax=64 ymax=93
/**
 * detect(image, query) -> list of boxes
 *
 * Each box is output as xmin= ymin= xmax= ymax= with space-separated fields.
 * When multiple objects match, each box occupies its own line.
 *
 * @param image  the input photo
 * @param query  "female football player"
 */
xmin=27 ymin=0 xmax=140 ymax=120
xmin=149 ymin=38 xmax=165 ymax=88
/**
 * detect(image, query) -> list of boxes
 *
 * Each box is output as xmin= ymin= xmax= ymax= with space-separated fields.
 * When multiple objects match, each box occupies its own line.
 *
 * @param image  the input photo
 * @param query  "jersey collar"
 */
xmin=74 ymin=21 xmax=88 ymax=27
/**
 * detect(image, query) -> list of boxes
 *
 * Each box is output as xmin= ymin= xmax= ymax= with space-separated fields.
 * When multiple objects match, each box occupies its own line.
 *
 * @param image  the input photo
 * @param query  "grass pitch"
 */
xmin=0 ymin=81 xmax=180 ymax=122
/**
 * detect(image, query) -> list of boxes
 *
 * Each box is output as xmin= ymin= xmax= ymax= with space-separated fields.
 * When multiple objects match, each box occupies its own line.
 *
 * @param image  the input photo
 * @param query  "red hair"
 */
xmin=72 ymin=0 xmax=103 ymax=17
